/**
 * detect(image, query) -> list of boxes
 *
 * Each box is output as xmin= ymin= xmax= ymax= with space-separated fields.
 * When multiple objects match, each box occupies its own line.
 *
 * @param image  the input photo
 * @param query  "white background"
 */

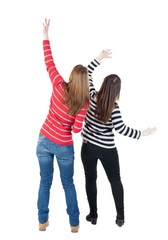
xmin=0 ymin=0 xmax=168 ymax=239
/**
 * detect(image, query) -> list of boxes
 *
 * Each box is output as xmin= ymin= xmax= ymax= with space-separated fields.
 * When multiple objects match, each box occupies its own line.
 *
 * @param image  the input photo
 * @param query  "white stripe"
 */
xmin=45 ymin=59 xmax=52 ymax=64
xmin=114 ymin=122 xmax=124 ymax=129
xmin=74 ymin=118 xmax=83 ymax=124
xmin=47 ymin=117 xmax=71 ymax=132
xmin=51 ymin=102 xmax=74 ymax=123
xmin=83 ymin=127 xmax=114 ymax=140
xmin=49 ymin=115 xmax=71 ymax=129
xmin=73 ymin=125 xmax=82 ymax=130
xmin=42 ymin=125 xmax=72 ymax=142
xmin=119 ymin=125 xmax=127 ymax=135
xmin=45 ymin=54 xmax=52 ymax=58
xmin=86 ymin=113 xmax=112 ymax=128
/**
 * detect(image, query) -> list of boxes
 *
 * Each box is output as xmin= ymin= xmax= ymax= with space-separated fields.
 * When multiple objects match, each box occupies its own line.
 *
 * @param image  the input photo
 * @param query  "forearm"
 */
xmin=96 ymin=55 xmax=103 ymax=62
xmin=43 ymin=40 xmax=62 ymax=86
xmin=87 ymin=59 xmax=100 ymax=74
xmin=72 ymin=107 xmax=87 ymax=133
xmin=43 ymin=40 xmax=53 ymax=68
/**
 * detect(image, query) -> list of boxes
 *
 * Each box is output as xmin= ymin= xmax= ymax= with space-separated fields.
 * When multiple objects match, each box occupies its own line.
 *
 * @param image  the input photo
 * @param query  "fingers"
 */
xmin=142 ymin=127 xmax=157 ymax=136
xmin=103 ymin=49 xmax=112 ymax=54
xmin=43 ymin=18 xmax=50 ymax=28
xmin=150 ymin=127 xmax=157 ymax=134
xmin=102 ymin=49 xmax=112 ymax=58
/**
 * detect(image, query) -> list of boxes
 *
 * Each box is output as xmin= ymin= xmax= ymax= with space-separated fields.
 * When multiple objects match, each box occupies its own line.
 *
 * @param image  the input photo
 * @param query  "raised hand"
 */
xmin=141 ymin=127 xmax=157 ymax=136
xmin=96 ymin=49 xmax=112 ymax=62
xmin=43 ymin=18 xmax=50 ymax=40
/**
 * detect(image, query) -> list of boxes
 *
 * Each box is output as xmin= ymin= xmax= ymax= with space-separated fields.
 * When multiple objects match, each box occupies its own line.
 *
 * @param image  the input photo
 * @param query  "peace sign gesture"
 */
xmin=43 ymin=18 xmax=50 ymax=40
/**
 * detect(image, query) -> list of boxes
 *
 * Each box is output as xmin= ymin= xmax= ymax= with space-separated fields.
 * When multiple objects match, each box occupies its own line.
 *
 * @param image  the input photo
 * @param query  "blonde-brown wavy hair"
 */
xmin=63 ymin=65 xmax=89 ymax=115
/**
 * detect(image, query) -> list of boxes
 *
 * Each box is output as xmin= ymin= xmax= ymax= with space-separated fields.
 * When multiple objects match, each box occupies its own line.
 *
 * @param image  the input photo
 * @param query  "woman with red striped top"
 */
xmin=36 ymin=19 xmax=89 ymax=233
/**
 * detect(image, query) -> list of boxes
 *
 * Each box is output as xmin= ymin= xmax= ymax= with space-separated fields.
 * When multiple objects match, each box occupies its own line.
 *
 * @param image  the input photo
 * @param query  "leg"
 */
xmin=55 ymin=144 xmax=79 ymax=228
xmin=36 ymin=135 xmax=54 ymax=225
xmin=99 ymin=147 xmax=124 ymax=225
xmin=81 ymin=142 xmax=98 ymax=223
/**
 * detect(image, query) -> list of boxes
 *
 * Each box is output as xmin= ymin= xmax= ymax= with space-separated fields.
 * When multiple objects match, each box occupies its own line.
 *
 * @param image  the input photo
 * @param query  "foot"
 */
xmin=86 ymin=213 xmax=97 ymax=225
xmin=71 ymin=225 xmax=79 ymax=233
xmin=115 ymin=214 xmax=124 ymax=227
xmin=39 ymin=221 xmax=49 ymax=231
xmin=116 ymin=219 xmax=124 ymax=227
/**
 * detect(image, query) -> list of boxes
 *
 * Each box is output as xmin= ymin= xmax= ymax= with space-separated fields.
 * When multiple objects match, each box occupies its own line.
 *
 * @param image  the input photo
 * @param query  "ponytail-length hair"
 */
xmin=63 ymin=65 xmax=89 ymax=115
xmin=95 ymin=74 xmax=121 ymax=123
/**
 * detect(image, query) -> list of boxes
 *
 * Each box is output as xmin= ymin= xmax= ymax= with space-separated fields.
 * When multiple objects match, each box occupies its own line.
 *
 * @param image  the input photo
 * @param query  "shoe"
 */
xmin=71 ymin=225 xmax=79 ymax=233
xmin=39 ymin=221 xmax=49 ymax=231
xmin=116 ymin=219 xmax=124 ymax=227
xmin=86 ymin=214 xmax=97 ymax=225
xmin=115 ymin=214 xmax=124 ymax=227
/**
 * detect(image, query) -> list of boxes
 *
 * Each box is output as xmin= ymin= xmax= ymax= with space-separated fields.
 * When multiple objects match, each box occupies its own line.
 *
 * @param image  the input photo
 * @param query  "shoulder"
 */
xmin=112 ymin=103 xmax=120 ymax=114
xmin=114 ymin=102 xmax=119 ymax=109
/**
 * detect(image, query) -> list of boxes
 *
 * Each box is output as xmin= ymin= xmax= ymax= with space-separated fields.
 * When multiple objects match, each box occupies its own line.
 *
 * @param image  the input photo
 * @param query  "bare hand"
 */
xmin=96 ymin=49 xmax=112 ymax=62
xmin=43 ymin=18 xmax=50 ymax=40
xmin=141 ymin=127 xmax=157 ymax=136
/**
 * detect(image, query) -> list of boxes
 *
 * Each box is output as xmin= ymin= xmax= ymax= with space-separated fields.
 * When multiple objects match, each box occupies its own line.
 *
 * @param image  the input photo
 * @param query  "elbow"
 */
xmin=73 ymin=129 xmax=81 ymax=134
xmin=72 ymin=127 xmax=82 ymax=134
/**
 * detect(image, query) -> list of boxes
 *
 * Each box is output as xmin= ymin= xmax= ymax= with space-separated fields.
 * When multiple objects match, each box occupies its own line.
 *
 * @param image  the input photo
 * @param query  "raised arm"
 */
xmin=88 ymin=49 xmax=112 ymax=96
xmin=43 ymin=19 xmax=63 ymax=87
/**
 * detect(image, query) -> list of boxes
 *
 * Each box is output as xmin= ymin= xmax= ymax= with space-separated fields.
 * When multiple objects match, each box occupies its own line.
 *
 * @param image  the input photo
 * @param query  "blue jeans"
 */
xmin=36 ymin=135 xmax=79 ymax=226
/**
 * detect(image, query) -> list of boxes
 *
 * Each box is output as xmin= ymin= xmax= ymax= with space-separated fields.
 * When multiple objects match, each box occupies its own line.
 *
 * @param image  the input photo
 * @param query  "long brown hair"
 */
xmin=63 ymin=65 xmax=89 ymax=115
xmin=95 ymin=74 xmax=121 ymax=123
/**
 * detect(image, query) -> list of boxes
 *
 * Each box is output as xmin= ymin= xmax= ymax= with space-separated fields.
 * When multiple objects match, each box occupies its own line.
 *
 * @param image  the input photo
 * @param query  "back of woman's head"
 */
xmin=95 ymin=74 xmax=121 ymax=123
xmin=63 ymin=65 xmax=89 ymax=115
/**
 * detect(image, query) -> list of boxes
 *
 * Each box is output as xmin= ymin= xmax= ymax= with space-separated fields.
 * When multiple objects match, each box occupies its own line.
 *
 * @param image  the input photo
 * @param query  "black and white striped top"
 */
xmin=81 ymin=59 xmax=141 ymax=149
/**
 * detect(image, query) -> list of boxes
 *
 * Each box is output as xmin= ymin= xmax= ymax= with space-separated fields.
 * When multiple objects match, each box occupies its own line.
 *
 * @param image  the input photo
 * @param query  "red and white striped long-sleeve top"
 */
xmin=40 ymin=40 xmax=87 ymax=146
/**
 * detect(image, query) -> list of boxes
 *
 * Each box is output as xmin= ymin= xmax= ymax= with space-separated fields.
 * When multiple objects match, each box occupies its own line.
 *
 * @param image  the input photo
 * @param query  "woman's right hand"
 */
xmin=96 ymin=49 xmax=112 ymax=62
xmin=43 ymin=18 xmax=50 ymax=40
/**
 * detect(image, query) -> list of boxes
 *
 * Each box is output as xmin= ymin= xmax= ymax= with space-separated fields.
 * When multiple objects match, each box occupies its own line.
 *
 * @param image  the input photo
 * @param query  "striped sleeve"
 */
xmin=112 ymin=105 xmax=141 ymax=139
xmin=87 ymin=59 xmax=100 ymax=96
xmin=72 ymin=104 xmax=87 ymax=133
xmin=43 ymin=40 xmax=63 ymax=87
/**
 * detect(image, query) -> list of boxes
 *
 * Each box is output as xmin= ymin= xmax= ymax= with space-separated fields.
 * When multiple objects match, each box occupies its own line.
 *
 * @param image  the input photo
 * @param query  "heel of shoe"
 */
xmin=71 ymin=225 xmax=79 ymax=233
xmin=39 ymin=221 xmax=49 ymax=231
xmin=86 ymin=214 xmax=97 ymax=225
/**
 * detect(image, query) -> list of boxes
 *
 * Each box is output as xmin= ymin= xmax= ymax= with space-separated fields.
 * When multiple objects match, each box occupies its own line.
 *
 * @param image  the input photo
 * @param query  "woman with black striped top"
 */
xmin=81 ymin=49 xmax=156 ymax=227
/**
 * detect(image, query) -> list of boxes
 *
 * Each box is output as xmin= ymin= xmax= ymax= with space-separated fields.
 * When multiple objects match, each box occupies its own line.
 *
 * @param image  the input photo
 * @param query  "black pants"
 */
xmin=81 ymin=141 xmax=124 ymax=218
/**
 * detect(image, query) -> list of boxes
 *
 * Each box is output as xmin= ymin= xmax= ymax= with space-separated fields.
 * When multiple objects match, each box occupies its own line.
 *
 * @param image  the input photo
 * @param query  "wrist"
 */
xmin=43 ymin=34 xmax=49 ymax=40
xmin=95 ymin=56 xmax=102 ymax=63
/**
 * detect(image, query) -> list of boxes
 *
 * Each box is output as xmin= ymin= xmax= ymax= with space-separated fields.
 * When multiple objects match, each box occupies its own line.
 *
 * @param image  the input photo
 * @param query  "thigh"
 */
xmin=56 ymin=144 xmax=75 ymax=179
xmin=99 ymin=147 xmax=121 ymax=182
xmin=81 ymin=142 xmax=98 ymax=179
xmin=36 ymin=135 xmax=54 ymax=175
